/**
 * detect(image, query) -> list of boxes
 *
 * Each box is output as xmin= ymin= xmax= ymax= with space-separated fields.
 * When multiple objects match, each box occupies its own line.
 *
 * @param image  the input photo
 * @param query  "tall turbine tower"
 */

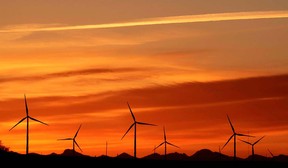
xmin=58 ymin=124 xmax=83 ymax=155
xmin=121 ymin=102 xmax=157 ymax=158
xmin=222 ymin=114 xmax=253 ymax=160
xmin=154 ymin=126 xmax=180 ymax=159
xmin=240 ymin=136 xmax=265 ymax=159
xmin=9 ymin=94 xmax=48 ymax=155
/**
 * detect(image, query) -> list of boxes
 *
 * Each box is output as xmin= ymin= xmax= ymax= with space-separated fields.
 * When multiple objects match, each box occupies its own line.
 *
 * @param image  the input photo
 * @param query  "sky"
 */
xmin=0 ymin=0 xmax=288 ymax=158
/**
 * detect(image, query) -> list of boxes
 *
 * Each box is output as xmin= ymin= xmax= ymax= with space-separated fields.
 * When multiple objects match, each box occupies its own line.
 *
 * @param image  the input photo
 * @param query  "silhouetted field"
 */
xmin=1 ymin=155 xmax=287 ymax=168
xmin=1 ymin=149 xmax=288 ymax=168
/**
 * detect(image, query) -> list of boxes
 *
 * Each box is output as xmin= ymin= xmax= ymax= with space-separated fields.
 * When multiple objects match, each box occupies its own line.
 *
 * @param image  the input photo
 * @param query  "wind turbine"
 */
xmin=240 ymin=136 xmax=265 ymax=159
xmin=121 ymin=102 xmax=157 ymax=159
xmin=58 ymin=124 xmax=83 ymax=155
xmin=9 ymin=94 xmax=48 ymax=155
xmin=106 ymin=141 xmax=108 ymax=156
xmin=154 ymin=126 xmax=180 ymax=159
xmin=222 ymin=114 xmax=253 ymax=160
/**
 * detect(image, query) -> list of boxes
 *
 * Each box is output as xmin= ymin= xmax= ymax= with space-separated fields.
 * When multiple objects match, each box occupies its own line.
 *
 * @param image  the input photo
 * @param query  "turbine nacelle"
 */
xmin=121 ymin=102 xmax=157 ymax=158
xmin=222 ymin=114 xmax=254 ymax=160
xmin=9 ymin=94 xmax=48 ymax=155
xmin=58 ymin=124 xmax=83 ymax=152
xmin=239 ymin=136 xmax=265 ymax=157
xmin=154 ymin=126 xmax=179 ymax=157
xmin=121 ymin=102 xmax=157 ymax=140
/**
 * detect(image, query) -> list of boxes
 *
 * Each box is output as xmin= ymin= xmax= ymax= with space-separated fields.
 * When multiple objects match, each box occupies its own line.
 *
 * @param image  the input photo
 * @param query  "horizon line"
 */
xmin=5 ymin=148 xmax=284 ymax=159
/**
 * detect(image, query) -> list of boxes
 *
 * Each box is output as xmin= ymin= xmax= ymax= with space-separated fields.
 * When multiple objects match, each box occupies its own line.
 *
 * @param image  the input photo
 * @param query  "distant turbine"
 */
xmin=121 ymin=102 xmax=157 ymax=159
xmin=58 ymin=124 xmax=83 ymax=155
xmin=154 ymin=126 xmax=180 ymax=159
xmin=222 ymin=114 xmax=253 ymax=160
xmin=9 ymin=94 xmax=48 ymax=155
xmin=106 ymin=141 xmax=108 ymax=156
xmin=240 ymin=136 xmax=265 ymax=159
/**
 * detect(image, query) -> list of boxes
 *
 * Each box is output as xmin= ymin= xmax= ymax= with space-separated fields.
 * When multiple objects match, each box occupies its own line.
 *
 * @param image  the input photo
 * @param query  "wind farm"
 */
xmin=1 ymin=97 xmax=288 ymax=167
xmin=1 ymin=0 xmax=288 ymax=167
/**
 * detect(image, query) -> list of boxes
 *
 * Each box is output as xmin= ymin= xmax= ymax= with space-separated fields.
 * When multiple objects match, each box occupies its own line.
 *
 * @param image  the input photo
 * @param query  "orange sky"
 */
xmin=0 ymin=0 xmax=288 ymax=158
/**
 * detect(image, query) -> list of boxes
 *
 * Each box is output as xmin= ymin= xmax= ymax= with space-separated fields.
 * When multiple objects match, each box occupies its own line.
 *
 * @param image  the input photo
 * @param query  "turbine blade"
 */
xmin=136 ymin=122 xmax=157 ymax=126
xmin=167 ymin=141 xmax=180 ymax=148
xmin=57 ymin=138 xmax=73 ymax=141
xmin=268 ymin=149 xmax=274 ymax=157
xmin=74 ymin=140 xmax=82 ymax=152
xmin=253 ymin=136 xmax=265 ymax=145
xmin=236 ymin=133 xmax=254 ymax=137
xmin=154 ymin=142 xmax=165 ymax=150
xmin=9 ymin=117 xmax=26 ymax=131
xmin=74 ymin=124 xmax=82 ymax=138
xmin=227 ymin=115 xmax=235 ymax=133
xmin=121 ymin=123 xmax=135 ymax=140
xmin=24 ymin=94 xmax=29 ymax=116
xmin=29 ymin=116 xmax=48 ymax=126
xmin=239 ymin=139 xmax=252 ymax=145
xmin=127 ymin=102 xmax=136 ymax=121
xmin=222 ymin=134 xmax=234 ymax=150
xmin=163 ymin=126 xmax=166 ymax=141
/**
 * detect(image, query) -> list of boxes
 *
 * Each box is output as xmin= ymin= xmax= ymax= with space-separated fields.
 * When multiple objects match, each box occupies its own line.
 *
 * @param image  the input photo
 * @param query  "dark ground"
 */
xmin=1 ymin=149 xmax=288 ymax=167
xmin=0 ymin=155 xmax=287 ymax=168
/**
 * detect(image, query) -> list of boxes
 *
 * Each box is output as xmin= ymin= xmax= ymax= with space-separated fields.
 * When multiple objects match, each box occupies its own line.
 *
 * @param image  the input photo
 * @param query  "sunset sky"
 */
xmin=0 ymin=0 xmax=288 ymax=158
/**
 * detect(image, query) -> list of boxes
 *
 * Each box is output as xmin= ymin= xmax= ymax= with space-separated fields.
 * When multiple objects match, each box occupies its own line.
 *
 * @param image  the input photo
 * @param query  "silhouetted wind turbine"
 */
xmin=240 ymin=136 xmax=265 ymax=159
xmin=222 ymin=114 xmax=253 ymax=160
xmin=121 ymin=102 xmax=157 ymax=159
xmin=154 ymin=126 xmax=180 ymax=159
xmin=9 ymin=94 xmax=48 ymax=155
xmin=106 ymin=141 xmax=108 ymax=156
xmin=58 ymin=124 xmax=82 ymax=155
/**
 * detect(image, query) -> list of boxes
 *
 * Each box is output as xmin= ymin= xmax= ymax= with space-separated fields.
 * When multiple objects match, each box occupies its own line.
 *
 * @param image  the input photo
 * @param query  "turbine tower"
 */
xmin=58 ymin=124 xmax=83 ymax=155
xmin=240 ymin=136 xmax=265 ymax=159
xmin=222 ymin=114 xmax=253 ymax=160
xmin=121 ymin=102 xmax=157 ymax=159
xmin=106 ymin=141 xmax=108 ymax=156
xmin=9 ymin=94 xmax=48 ymax=155
xmin=154 ymin=126 xmax=180 ymax=159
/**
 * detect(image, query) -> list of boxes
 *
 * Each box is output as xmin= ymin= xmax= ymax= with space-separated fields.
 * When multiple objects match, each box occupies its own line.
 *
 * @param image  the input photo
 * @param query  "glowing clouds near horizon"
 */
xmin=0 ymin=11 xmax=288 ymax=33
xmin=1 ymin=75 xmax=288 ymax=157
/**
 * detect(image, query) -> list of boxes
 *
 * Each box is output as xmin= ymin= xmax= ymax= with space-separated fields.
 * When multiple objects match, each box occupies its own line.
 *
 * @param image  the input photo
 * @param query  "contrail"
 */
xmin=1 ymin=11 xmax=288 ymax=33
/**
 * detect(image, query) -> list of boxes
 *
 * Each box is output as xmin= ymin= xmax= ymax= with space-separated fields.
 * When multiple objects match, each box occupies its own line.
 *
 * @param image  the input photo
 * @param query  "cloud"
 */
xmin=0 ymin=67 xmax=142 ymax=83
xmin=1 ymin=74 xmax=287 ymax=157
xmin=101 ymin=73 xmax=288 ymax=108
xmin=2 ymin=74 xmax=287 ymax=127
xmin=1 ymin=11 xmax=288 ymax=33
